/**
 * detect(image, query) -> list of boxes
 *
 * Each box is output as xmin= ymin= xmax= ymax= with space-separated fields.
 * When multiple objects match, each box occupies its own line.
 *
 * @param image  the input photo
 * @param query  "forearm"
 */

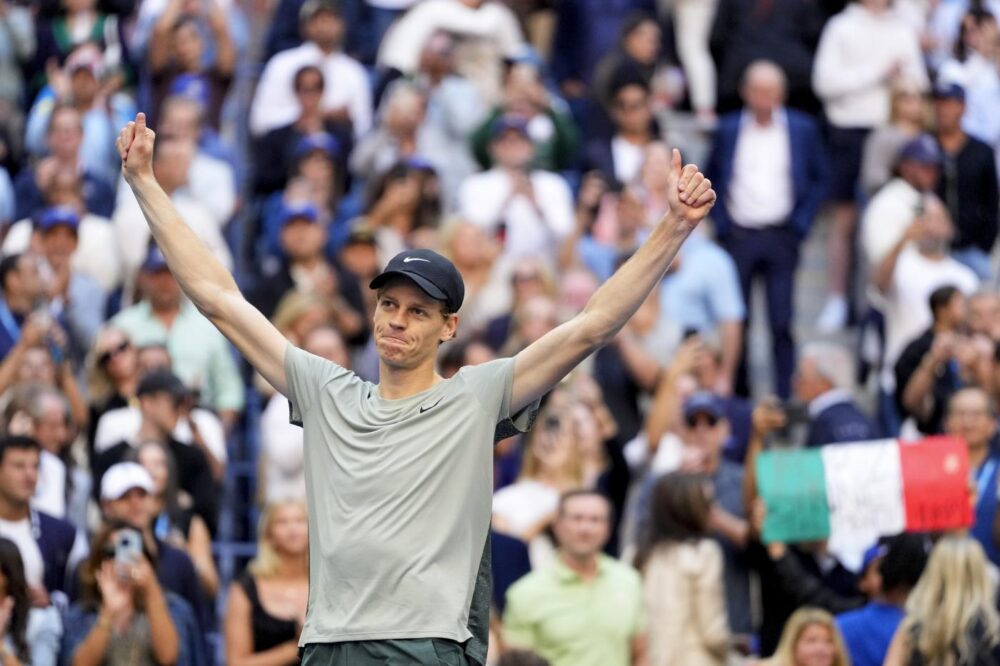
xmin=900 ymin=357 xmax=937 ymax=417
xmin=59 ymin=363 xmax=90 ymax=428
xmin=127 ymin=173 xmax=239 ymax=319
xmin=615 ymin=332 xmax=661 ymax=392
xmin=144 ymin=584 xmax=179 ymax=665
xmin=645 ymin=368 xmax=684 ymax=449
xmin=229 ymin=642 xmax=300 ymax=666
xmin=71 ymin=619 xmax=113 ymax=666
xmin=872 ymin=236 xmax=908 ymax=294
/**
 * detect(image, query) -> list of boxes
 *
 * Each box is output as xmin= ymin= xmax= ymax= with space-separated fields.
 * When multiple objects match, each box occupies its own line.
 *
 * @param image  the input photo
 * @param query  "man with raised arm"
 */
xmin=115 ymin=112 xmax=716 ymax=666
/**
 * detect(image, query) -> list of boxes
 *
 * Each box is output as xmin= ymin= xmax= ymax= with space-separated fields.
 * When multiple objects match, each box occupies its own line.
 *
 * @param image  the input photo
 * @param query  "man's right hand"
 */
xmin=116 ymin=112 xmax=156 ymax=183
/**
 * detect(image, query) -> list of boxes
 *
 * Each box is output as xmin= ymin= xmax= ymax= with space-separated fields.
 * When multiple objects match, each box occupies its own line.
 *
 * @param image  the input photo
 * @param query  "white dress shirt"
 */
xmin=458 ymin=169 xmax=574 ymax=263
xmin=250 ymin=42 xmax=372 ymax=137
xmin=727 ymin=109 xmax=793 ymax=228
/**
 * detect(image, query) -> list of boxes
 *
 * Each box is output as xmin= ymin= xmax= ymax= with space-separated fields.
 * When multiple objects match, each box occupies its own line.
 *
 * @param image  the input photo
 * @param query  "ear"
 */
xmin=440 ymin=313 xmax=459 ymax=343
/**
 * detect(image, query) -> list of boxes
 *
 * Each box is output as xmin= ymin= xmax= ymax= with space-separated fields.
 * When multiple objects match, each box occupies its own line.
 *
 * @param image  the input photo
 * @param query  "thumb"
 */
xmin=135 ymin=111 xmax=147 ymax=133
xmin=671 ymin=148 xmax=683 ymax=178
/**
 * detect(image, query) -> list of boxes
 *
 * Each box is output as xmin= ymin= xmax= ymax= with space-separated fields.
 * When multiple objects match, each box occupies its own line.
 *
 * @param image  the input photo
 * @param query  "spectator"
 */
xmin=259 ymin=325 xmax=349 ymax=504
xmin=84 ymin=327 xmax=138 ymax=455
xmin=113 ymin=142 xmax=233 ymax=279
xmin=92 ymin=371 xmax=219 ymax=536
xmin=872 ymin=196 xmax=978 ymax=436
xmin=0 ymin=538 xmax=33 ymax=666
xmin=794 ymin=342 xmax=877 ymax=447
xmin=584 ymin=74 xmax=658 ymax=186
xmin=757 ymin=607 xmax=852 ymax=666
xmin=568 ymin=177 xmax=642 ymax=283
xmin=894 ymin=285 xmax=991 ymax=435
xmin=944 ymin=388 xmax=1000 ymax=566
xmin=252 ymin=65 xmax=353 ymax=197
xmin=349 ymin=80 xmax=430 ymax=183
xmin=147 ymin=0 xmax=235 ymax=130
xmin=860 ymin=80 xmax=928 ymax=197
xmin=375 ymin=0 xmax=524 ymax=105
xmin=885 ymin=535 xmax=1000 ymax=665
xmin=61 ymin=519 xmax=189 ymax=666
xmin=437 ymin=219 xmax=510 ymax=334
xmin=24 ymin=385 xmax=84 ymax=524
xmin=111 ymin=247 xmax=244 ymax=423
xmin=503 ymin=490 xmax=647 ymax=666
xmin=470 ymin=56 xmax=580 ymax=173
xmin=662 ymin=0 xmax=718 ymax=122
xmin=0 ymin=0 xmax=33 ymax=166
xmin=932 ymin=82 xmax=999 ymax=281
xmin=459 ymin=117 xmax=574 ymax=265
xmin=812 ymin=0 xmax=929 ymax=332
xmin=637 ymin=472 xmax=729 ymax=666
xmin=13 ymin=104 xmax=115 ymax=221
xmin=32 ymin=0 xmax=131 ymax=86
xmin=836 ymin=533 xmax=930 ymax=666
xmin=968 ymin=291 xmax=1000 ymax=341
xmin=0 ymin=254 xmax=44 ymax=360
xmin=706 ymin=60 xmax=828 ymax=398
xmin=363 ymin=159 xmax=442 ymax=255
xmin=250 ymin=0 xmax=372 ymax=138
xmin=223 ymin=500 xmax=308 ymax=665
xmin=709 ymin=0 xmax=825 ymax=114
xmin=937 ymin=9 xmax=1000 ymax=151
xmin=482 ymin=256 xmax=555 ymax=352
xmin=860 ymin=134 xmax=942 ymax=269
xmin=135 ymin=440 xmax=218 ymax=597
xmin=94 ymin=461 xmax=210 ymax=638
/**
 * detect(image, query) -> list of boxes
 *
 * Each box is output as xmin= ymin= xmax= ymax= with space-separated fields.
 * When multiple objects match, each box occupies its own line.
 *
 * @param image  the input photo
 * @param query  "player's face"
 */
xmin=373 ymin=282 xmax=456 ymax=370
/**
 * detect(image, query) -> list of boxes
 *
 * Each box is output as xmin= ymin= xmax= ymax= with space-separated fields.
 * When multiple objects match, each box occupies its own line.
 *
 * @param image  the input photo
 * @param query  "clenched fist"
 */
xmin=116 ymin=112 xmax=156 ymax=183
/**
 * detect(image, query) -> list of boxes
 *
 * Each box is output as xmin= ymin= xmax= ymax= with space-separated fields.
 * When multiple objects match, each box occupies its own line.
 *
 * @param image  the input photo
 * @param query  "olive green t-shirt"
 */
xmin=283 ymin=344 xmax=536 ymax=664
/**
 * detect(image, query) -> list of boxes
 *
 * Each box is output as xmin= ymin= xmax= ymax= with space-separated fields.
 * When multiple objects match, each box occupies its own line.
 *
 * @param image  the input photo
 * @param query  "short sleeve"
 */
xmin=283 ymin=343 xmax=353 ymax=425
xmin=459 ymin=358 xmax=540 ymax=440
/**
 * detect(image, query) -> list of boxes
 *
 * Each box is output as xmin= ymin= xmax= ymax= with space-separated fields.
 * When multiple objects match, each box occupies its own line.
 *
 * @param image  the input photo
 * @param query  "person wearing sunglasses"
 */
xmin=85 ymin=328 xmax=138 ymax=460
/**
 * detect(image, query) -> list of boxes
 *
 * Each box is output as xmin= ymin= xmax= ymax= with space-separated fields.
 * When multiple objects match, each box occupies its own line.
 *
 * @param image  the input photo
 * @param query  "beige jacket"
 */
xmin=644 ymin=539 xmax=730 ymax=666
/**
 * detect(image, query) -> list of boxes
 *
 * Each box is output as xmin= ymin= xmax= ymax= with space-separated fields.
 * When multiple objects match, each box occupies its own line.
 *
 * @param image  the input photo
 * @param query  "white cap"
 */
xmin=100 ymin=462 xmax=154 ymax=501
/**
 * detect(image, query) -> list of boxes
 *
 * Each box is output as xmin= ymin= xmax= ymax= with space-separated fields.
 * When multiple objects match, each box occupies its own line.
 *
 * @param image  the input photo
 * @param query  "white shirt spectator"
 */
xmin=0 ymin=517 xmax=45 ymax=589
xmin=458 ymin=169 xmax=574 ymax=264
xmin=34 ymin=451 xmax=66 ymax=521
xmin=880 ymin=246 xmax=979 ymax=391
xmin=861 ymin=178 xmax=923 ymax=267
xmin=727 ymin=110 xmax=793 ymax=227
xmin=610 ymin=137 xmax=645 ymax=185
xmin=93 ymin=406 xmax=228 ymax=465
xmin=250 ymin=42 xmax=371 ymax=137
xmin=2 ymin=213 xmax=124 ymax=292
xmin=813 ymin=4 xmax=929 ymax=128
xmin=260 ymin=393 xmax=306 ymax=504
xmin=938 ymin=54 xmax=1000 ymax=148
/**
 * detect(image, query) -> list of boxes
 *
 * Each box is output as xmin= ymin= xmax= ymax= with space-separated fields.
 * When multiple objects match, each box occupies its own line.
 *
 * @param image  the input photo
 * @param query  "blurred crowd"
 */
xmin=1 ymin=0 xmax=1000 ymax=663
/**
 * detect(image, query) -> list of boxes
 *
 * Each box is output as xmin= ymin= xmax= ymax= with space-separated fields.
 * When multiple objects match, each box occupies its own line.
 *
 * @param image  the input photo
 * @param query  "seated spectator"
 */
xmin=376 ymin=0 xmax=524 ymax=105
xmin=932 ymin=82 xmax=999 ymax=281
xmin=94 ymin=462 xmax=210 ymax=636
xmin=61 ymin=519 xmax=194 ymax=666
xmin=24 ymin=43 xmax=133 ymax=187
xmin=13 ymin=104 xmax=115 ymax=220
xmin=147 ymin=0 xmax=235 ymax=130
xmin=252 ymin=65 xmax=353 ymax=197
xmin=873 ymin=196 xmax=979 ymax=435
xmin=248 ymin=202 xmax=365 ymax=341
xmin=260 ymin=325 xmax=349 ymax=504
xmin=84 ymin=327 xmax=138 ymax=455
xmin=937 ymin=9 xmax=1000 ymax=151
xmin=836 ymin=533 xmax=930 ymax=666
xmin=438 ymin=219 xmax=510 ymax=334
xmin=470 ymin=55 xmax=579 ymax=173
xmin=223 ymin=500 xmax=308 ymax=665
xmin=113 ymin=142 xmax=233 ymax=279
xmin=503 ymin=490 xmax=647 ymax=666
xmin=895 ymin=286 xmax=993 ymax=435
xmin=944 ymin=388 xmax=1000 ymax=566
xmin=134 ymin=440 xmax=218 ymax=597
xmin=250 ymin=0 xmax=371 ymax=138
xmin=885 ymin=536 xmax=1000 ymax=665
xmin=111 ymin=247 xmax=244 ymax=424
xmin=498 ymin=295 xmax=559 ymax=357
xmin=637 ymin=472 xmax=729 ymax=666
xmin=584 ymin=73 xmax=657 ymax=186
xmin=756 ymin=607 xmax=852 ymax=666
xmin=793 ymin=342 xmax=877 ymax=447
xmin=860 ymin=81 xmax=928 ymax=197
xmin=349 ymin=81 xmax=430 ymax=184
xmin=0 ymin=254 xmax=45 ymax=363
xmin=481 ymin=256 xmax=555 ymax=352
xmin=582 ymin=11 xmax=661 ymax=117
xmin=0 ymin=538 xmax=35 ymax=666
xmin=363 ymin=159 xmax=442 ymax=254
xmin=1 ymin=166 xmax=123 ymax=293
xmin=24 ymin=384 xmax=88 ymax=524
xmin=459 ymin=117 xmax=574 ymax=266
xmin=92 ymin=372 xmax=219 ymax=537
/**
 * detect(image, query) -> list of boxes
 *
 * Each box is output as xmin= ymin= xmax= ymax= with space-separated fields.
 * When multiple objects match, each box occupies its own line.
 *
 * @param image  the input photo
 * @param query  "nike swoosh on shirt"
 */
xmin=419 ymin=399 xmax=443 ymax=414
xmin=403 ymin=257 xmax=430 ymax=263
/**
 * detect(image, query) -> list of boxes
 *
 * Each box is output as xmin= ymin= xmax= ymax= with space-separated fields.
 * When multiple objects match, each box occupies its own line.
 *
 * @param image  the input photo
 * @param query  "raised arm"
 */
xmin=116 ymin=113 xmax=289 ymax=394
xmin=511 ymin=150 xmax=716 ymax=412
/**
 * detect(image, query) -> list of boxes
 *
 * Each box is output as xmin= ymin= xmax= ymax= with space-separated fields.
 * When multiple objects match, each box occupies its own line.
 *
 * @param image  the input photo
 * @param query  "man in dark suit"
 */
xmin=794 ymin=342 xmax=877 ymax=447
xmin=706 ymin=59 xmax=829 ymax=398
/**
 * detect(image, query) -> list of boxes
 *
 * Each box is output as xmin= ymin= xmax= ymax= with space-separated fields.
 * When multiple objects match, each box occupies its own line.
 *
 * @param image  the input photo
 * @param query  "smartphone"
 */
xmin=114 ymin=529 xmax=143 ymax=568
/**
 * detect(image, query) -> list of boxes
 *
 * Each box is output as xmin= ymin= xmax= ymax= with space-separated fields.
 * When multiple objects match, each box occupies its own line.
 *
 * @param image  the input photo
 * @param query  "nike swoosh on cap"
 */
xmin=403 ymin=257 xmax=430 ymax=263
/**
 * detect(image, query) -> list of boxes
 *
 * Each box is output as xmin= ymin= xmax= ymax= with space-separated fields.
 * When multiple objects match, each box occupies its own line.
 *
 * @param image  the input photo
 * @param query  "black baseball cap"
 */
xmin=136 ymin=369 xmax=189 ymax=402
xmin=369 ymin=249 xmax=465 ymax=313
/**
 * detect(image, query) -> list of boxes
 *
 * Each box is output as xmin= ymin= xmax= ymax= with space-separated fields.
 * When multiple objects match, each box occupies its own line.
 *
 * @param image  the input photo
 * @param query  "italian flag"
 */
xmin=757 ymin=437 xmax=973 ymax=564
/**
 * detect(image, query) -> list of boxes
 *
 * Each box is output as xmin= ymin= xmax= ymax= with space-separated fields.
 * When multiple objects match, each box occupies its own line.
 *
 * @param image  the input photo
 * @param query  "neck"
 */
xmin=0 ymin=497 xmax=29 ymax=522
xmin=313 ymin=41 xmax=337 ymax=55
xmin=151 ymin=302 xmax=179 ymax=326
xmin=618 ymin=129 xmax=649 ymax=144
xmin=377 ymin=360 xmax=441 ymax=400
xmin=273 ymin=553 xmax=309 ymax=579
xmin=292 ymin=255 xmax=322 ymax=271
xmin=880 ymin=588 xmax=910 ymax=607
xmin=116 ymin=376 xmax=138 ymax=397
xmin=938 ymin=128 xmax=965 ymax=148
xmin=753 ymin=109 xmax=775 ymax=125
xmin=969 ymin=441 xmax=990 ymax=469
xmin=560 ymin=550 xmax=600 ymax=580
xmin=136 ymin=420 xmax=165 ymax=443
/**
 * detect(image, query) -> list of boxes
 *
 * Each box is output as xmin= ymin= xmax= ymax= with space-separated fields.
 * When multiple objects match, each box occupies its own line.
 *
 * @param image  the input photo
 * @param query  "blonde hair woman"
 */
xmin=885 ymin=535 xmax=1000 ymax=666
xmin=224 ymin=501 xmax=309 ymax=666
xmin=757 ymin=607 xmax=851 ymax=666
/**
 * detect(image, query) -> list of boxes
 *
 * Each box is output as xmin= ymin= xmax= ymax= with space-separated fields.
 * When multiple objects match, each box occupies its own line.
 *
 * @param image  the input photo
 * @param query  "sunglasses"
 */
xmin=99 ymin=340 xmax=130 ymax=365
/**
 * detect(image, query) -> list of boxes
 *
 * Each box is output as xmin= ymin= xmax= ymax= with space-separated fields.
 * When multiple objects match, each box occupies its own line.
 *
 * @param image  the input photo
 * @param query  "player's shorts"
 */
xmin=301 ymin=638 xmax=470 ymax=665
